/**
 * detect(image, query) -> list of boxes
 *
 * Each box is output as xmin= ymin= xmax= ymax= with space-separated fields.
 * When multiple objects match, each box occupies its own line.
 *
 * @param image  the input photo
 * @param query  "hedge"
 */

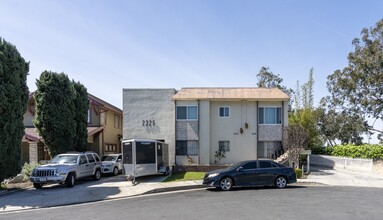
xmin=312 ymin=144 xmax=383 ymax=160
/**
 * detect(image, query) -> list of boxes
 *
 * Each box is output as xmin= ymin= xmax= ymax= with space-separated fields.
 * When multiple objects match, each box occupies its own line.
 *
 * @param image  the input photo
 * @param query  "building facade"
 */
xmin=122 ymin=87 xmax=289 ymax=166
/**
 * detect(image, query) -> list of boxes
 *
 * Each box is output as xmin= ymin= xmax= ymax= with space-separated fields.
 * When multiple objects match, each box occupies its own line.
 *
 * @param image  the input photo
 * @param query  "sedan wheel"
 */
xmin=219 ymin=177 xmax=233 ymax=191
xmin=275 ymin=176 xmax=287 ymax=188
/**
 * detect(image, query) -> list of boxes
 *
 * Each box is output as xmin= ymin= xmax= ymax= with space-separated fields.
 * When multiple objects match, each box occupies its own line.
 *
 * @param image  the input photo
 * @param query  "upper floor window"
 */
xmin=259 ymin=107 xmax=282 ymax=124
xmin=100 ymin=112 xmax=106 ymax=125
xmin=88 ymin=109 xmax=91 ymax=123
xmin=114 ymin=114 xmax=120 ymax=128
xmin=176 ymin=106 xmax=198 ymax=120
xmin=219 ymin=106 xmax=230 ymax=118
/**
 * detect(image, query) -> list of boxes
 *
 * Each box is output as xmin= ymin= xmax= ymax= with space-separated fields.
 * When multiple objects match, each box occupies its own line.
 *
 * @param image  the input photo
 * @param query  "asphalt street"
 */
xmin=2 ymin=185 xmax=383 ymax=220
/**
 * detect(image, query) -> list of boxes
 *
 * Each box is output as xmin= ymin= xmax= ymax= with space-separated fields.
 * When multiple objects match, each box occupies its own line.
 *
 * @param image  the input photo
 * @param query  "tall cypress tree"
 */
xmin=34 ymin=71 xmax=76 ymax=157
xmin=73 ymin=81 xmax=89 ymax=152
xmin=0 ymin=38 xmax=29 ymax=181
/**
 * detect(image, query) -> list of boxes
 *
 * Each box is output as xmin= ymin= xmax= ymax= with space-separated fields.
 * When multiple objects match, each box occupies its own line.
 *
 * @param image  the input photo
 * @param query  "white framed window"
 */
xmin=88 ymin=109 xmax=91 ymax=123
xmin=100 ymin=112 xmax=106 ymax=125
xmin=258 ymin=107 xmax=282 ymax=124
xmin=218 ymin=106 xmax=230 ymax=118
xmin=176 ymin=140 xmax=199 ymax=155
xmin=176 ymin=106 xmax=198 ymax=120
xmin=219 ymin=141 xmax=230 ymax=152
xmin=114 ymin=114 xmax=120 ymax=128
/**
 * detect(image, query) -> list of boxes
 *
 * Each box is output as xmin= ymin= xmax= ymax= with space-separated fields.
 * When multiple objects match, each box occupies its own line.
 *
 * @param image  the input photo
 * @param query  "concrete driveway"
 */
xmin=301 ymin=166 xmax=383 ymax=188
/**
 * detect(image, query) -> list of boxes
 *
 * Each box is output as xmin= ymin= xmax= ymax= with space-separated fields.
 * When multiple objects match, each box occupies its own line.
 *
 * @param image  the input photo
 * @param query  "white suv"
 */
xmin=29 ymin=152 xmax=102 ymax=189
xmin=101 ymin=154 xmax=123 ymax=176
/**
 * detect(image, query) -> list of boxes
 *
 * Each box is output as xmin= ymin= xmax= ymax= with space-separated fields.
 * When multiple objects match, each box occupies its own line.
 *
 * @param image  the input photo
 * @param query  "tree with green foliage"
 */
xmin=256 ymin=66 xmax=293 ymax=95
xmin=326 ymin=19 xmax=383 ymax=139
xmin=34 ymin=71 xmax=77 ymax=157
xmin=317 ymin=100 xmax=368 ymax=146
xmin=0 ymin=38 xmax=29 ymax=181
xmin=72 ymin=81 xmax=89 ymax=152
xmin=256 ymin=66 xmax=294 ymax=107
xmin=289 ymin=68 xmax=322 ymax=148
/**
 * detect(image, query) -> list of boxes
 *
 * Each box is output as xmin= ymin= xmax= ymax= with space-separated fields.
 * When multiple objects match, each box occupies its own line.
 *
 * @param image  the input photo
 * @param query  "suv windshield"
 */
xmin=51 ymin=155 xmax=78 ymax=164
xmin=102 ymin=155 xmax=117 ymax=161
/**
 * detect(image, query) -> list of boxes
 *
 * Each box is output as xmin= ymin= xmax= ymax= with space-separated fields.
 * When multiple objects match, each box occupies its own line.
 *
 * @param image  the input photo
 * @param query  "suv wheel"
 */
xmin=33 ymin=183 xmax=43 ymax=189
xmin=65 ymin=173 xmax=75 ymax=188
xmin=93 ymin=169 xmax=101 ymax=180
xmin=113 ymin=167 xmax=119 ymax=176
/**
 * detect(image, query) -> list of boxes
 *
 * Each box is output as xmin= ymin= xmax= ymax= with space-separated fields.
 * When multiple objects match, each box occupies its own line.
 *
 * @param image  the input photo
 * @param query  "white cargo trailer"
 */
xmin=122 ymin=139 xmax=169 ymax=182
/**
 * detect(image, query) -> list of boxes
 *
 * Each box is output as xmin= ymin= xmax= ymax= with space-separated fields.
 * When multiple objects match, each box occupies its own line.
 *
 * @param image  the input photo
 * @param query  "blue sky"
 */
xmin=1 ymin=1 xmax=382 ymax=111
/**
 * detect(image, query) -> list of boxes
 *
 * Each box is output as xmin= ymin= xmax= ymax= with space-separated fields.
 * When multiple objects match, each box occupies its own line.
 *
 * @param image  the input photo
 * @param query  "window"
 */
xmin=123 ymin=142 xmax=133 ymax=164
xmin=176 ymin=106 xmax=198 ymax=120
xmin=136 ymin=142 xmax=156 ymax=164
xmin=79 ymin=155 xmax=88 ymax=165
xmin=86 ymin=154 xmax=95 ymax=163
xmin=105 ymin=144 xmax=117 ymax=152
xmin=242 ymin=162 xmax=257 ymax=170
xmin=259 ymin=161 xmax=273 ymax=169
xmin=88 ymin=109 xmax=91 ymax=123
xmin=219 ymin=106 xmax=230 ymax=118
xmin=219 ymin=141 xmax=230 ymax=152
xmin=114 ymin=114 xmax=120 ymax=128
xmin=259 ymin=107 xmax=281 ymax=124
xmin=176 ymin=140 xmax=199 ymax=155
xmin=100 ymin=112 xmax=106 ymax=125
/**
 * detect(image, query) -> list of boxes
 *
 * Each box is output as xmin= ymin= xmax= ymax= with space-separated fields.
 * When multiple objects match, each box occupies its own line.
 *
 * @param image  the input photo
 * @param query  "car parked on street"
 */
xmin=203 ymin=160 xmax=297 ymax=191
xmin=101 ymin=154 xmax=123 ymax=176
xmin=29 ymin=152 xmax=102 ymax=189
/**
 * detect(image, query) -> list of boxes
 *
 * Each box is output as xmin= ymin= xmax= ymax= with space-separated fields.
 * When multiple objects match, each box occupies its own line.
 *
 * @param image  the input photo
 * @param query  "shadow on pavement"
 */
xmin=205 ymin=185 xmax=307 ymax=192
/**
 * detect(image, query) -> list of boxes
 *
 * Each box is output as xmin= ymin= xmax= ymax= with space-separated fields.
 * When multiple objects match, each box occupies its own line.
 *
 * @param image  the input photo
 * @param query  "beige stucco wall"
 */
xmin=199 ymin=100 xmax=211 ymax=165
xmin=209 ymin=101 xmax=258 ymax=164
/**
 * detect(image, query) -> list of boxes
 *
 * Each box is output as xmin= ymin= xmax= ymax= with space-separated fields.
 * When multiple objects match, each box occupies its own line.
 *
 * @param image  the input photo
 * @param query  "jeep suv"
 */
xmin=29 ymin=152 xmax=102 ymax=189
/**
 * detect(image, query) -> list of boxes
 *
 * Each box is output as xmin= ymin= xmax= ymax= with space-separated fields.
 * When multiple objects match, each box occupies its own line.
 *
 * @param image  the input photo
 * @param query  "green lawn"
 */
xmin=163 ymin=172 xmax=206 ymax=182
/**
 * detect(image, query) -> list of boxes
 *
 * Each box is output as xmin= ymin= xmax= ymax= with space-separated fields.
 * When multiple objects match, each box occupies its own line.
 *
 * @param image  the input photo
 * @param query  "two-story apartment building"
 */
xmin=123 ymin=87 xmax=289 ymax=166
xmin=22 ymin=93 xmax=122 ymax=164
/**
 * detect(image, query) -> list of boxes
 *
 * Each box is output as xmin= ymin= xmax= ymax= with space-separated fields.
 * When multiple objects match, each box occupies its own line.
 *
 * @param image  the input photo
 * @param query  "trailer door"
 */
xmin=122 ymin=141 xmax=134 ymax=176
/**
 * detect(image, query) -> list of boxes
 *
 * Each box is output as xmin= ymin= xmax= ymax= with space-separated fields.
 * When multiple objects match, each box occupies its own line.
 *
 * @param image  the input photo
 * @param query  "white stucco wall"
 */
xmin=123 ymin=89 xmax=176 ymax=165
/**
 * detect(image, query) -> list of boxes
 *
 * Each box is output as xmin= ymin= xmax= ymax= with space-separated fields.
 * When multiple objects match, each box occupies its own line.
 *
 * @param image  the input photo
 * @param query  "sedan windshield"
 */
xmin=51 ymin=155 xmax=78 ymax=164
xmin=227 ymin=161 xmax=245 ymax=170
xmin=102 ymin=155 xmax=117 ymax=161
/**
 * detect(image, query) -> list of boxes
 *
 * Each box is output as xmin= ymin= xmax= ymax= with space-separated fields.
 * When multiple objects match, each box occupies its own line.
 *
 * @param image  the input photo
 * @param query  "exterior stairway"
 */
xmin=274 ymin=150 xmax=289 ymax=165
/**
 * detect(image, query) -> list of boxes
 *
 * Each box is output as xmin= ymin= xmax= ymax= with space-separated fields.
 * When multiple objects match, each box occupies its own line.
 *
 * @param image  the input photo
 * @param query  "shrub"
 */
xmin=21 ymin=162 xmax=40 ymax=181
xmin=312 ymin=144 xmax=383 ymax=160
xmin=295 ymin=168 xmax=302 ymax=178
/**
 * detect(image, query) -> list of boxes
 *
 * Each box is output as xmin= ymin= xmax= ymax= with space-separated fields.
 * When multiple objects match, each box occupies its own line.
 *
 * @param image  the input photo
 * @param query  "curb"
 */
xmin=143 ymin=184 xmax=206 ymax=195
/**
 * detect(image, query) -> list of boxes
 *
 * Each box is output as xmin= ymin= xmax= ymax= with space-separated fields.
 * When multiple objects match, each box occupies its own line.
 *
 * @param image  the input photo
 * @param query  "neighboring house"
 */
xmin=122 ymin=87 xmax=289 ymax=166
xmin=22 ymin=93 xmax=122 ymax=164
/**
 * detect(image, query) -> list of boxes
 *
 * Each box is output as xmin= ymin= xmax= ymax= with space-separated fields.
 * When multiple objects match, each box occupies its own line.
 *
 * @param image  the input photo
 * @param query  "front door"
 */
xmin=235 ymin=161 xmax=258 ymax=186
xmin=77 ymin=155 xmax=89 ymax=178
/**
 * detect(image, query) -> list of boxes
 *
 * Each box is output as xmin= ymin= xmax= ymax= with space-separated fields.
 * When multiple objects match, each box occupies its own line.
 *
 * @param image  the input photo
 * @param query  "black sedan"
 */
xmin=203 ymin=160 xmax=297 ymax=191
